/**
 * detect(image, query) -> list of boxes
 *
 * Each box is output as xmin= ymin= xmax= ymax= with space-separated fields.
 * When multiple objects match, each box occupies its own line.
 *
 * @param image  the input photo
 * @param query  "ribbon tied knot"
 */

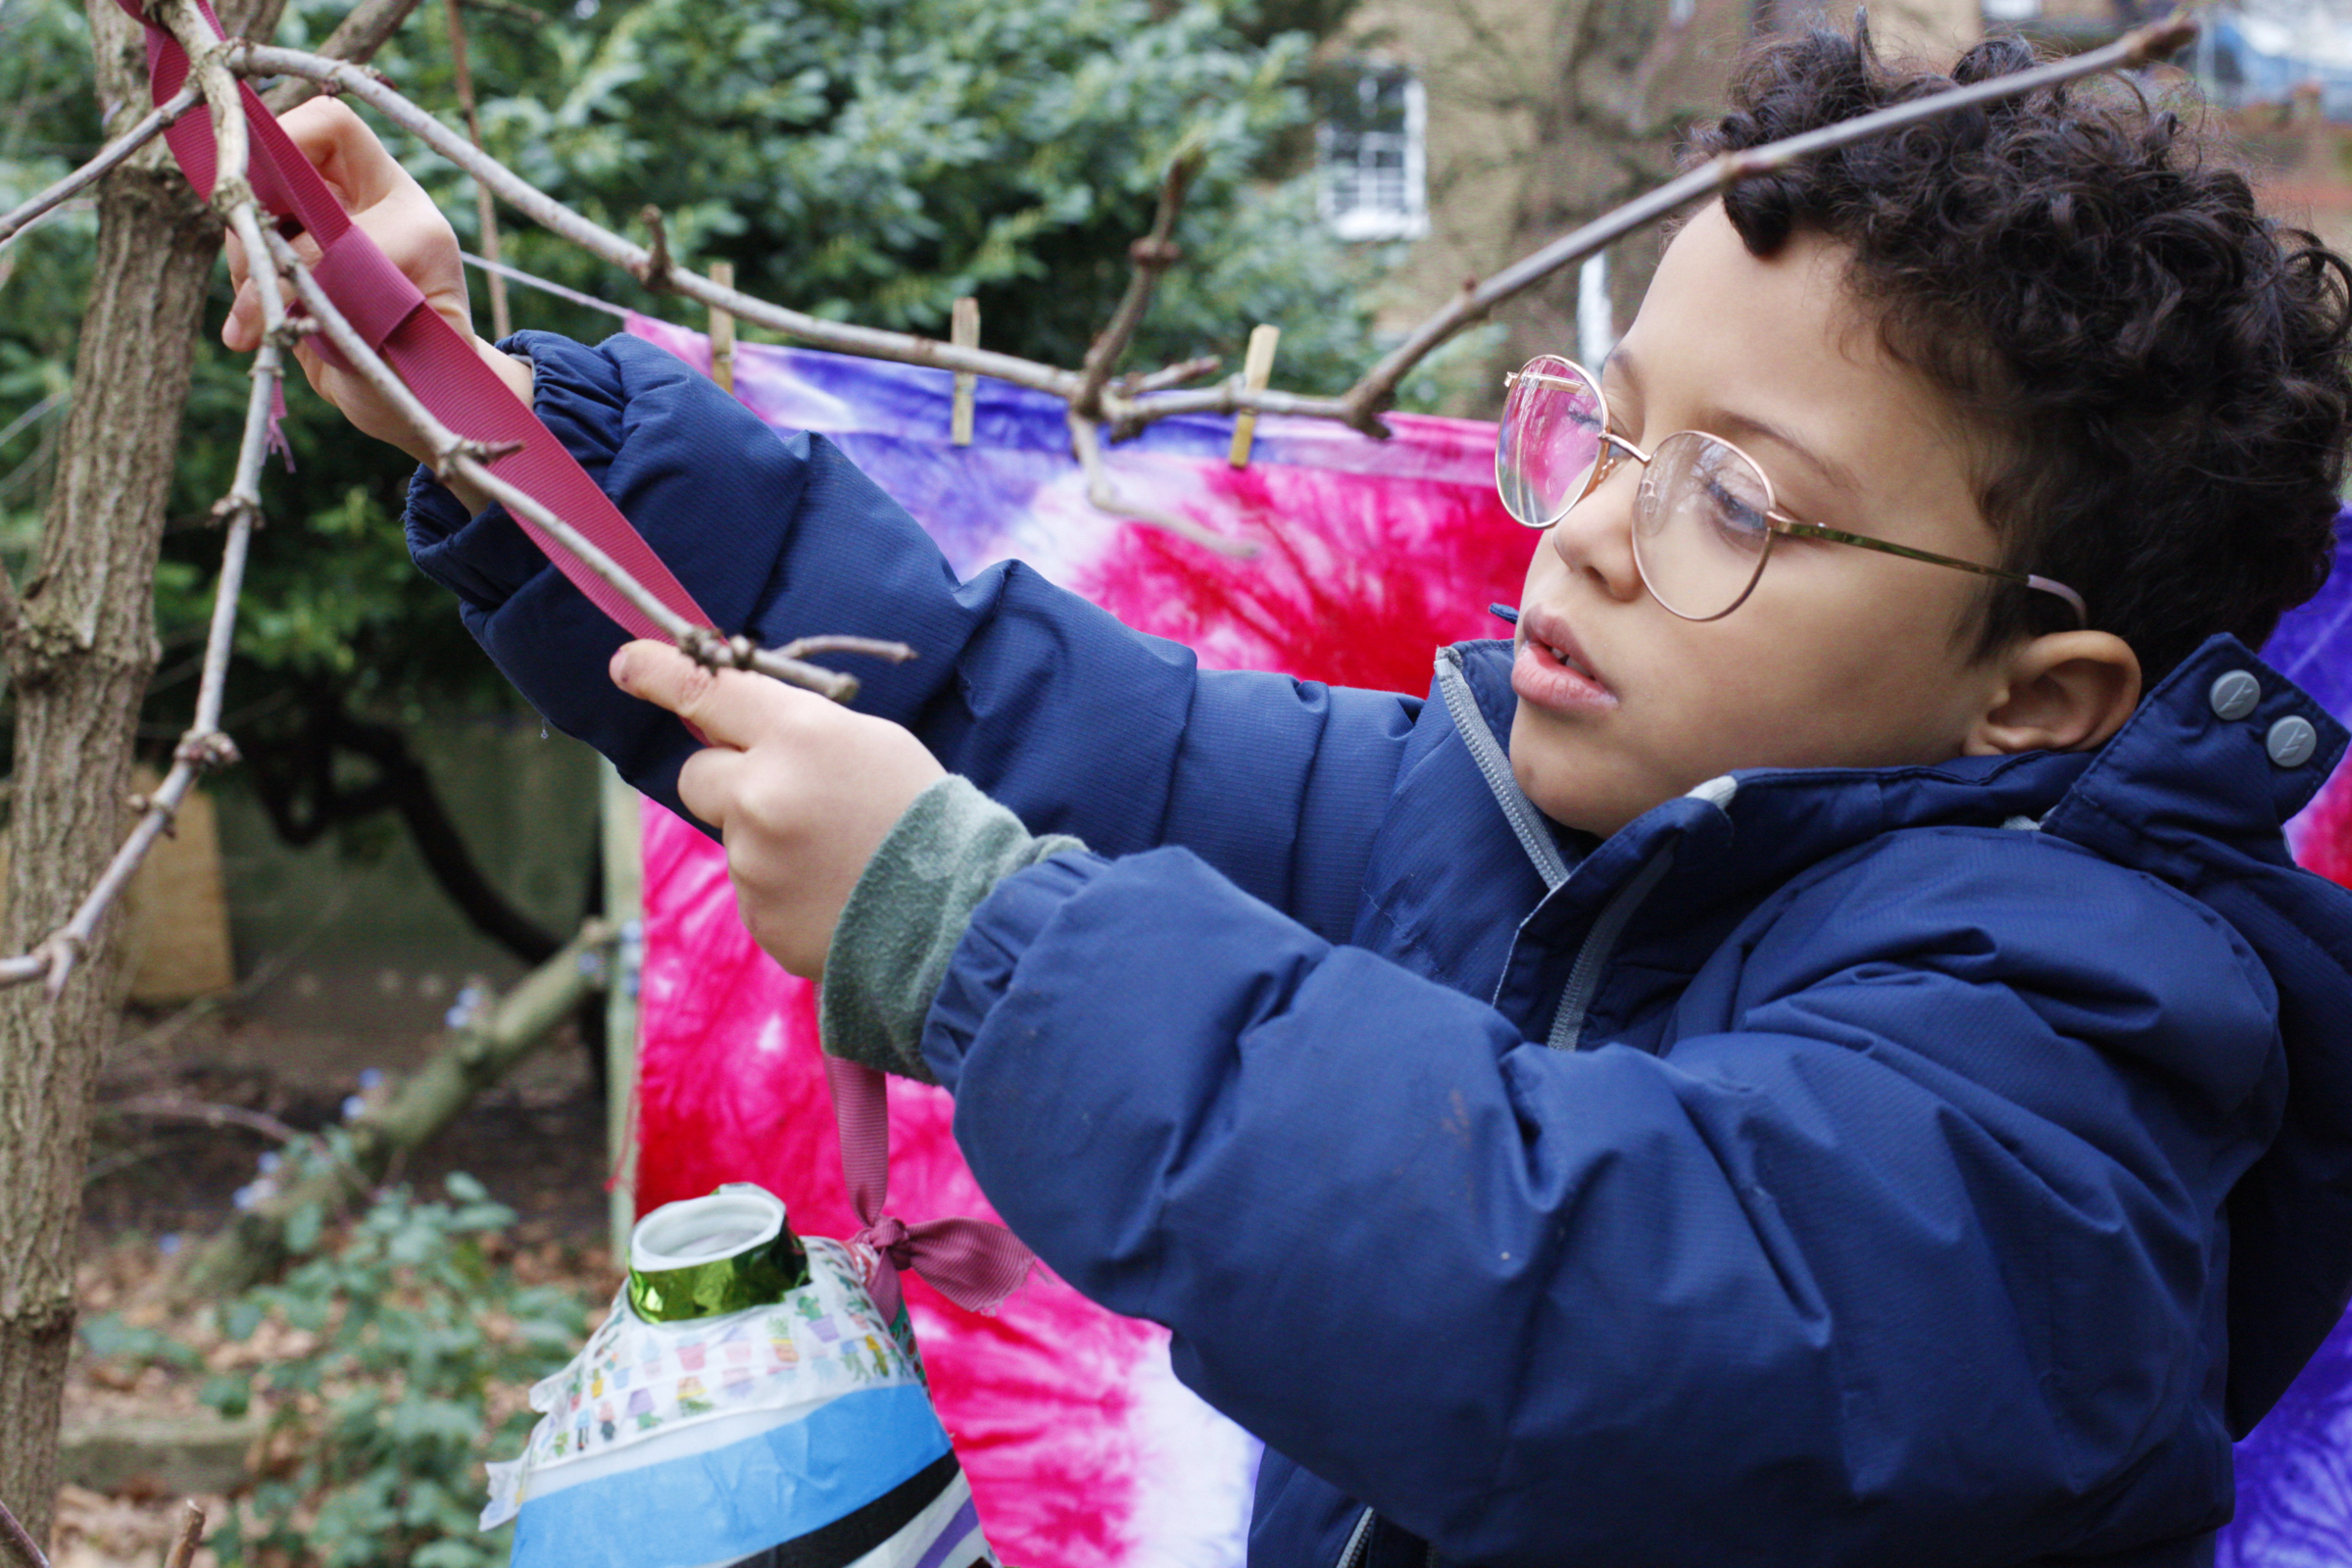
xmin=830 ymin=1056 xmax=1034 ymax=1323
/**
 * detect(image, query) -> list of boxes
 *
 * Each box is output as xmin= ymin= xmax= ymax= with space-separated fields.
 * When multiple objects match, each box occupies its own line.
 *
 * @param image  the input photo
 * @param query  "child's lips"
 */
xmin=1512 ymin=617 xmax=1616 ymax=714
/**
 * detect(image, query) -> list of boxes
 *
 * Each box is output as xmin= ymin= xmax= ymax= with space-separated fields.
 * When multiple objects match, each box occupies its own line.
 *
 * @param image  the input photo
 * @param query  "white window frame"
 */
xmin=1317 ymin=67 xmax=1429 ymax=243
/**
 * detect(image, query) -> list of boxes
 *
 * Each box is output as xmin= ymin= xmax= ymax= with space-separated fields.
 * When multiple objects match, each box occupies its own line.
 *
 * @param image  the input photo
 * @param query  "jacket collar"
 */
xmin=1445 ymin=632 xmax=2345 ymax=934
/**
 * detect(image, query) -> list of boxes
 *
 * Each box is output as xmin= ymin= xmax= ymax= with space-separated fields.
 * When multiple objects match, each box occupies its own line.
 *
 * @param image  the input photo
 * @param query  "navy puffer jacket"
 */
xmin=408 ymin=333 xmax=2352 ymax=1568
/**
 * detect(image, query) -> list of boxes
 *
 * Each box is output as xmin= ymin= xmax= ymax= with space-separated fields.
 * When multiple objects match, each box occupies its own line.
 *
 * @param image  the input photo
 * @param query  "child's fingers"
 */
xmin=219 ymin=226 xmax=321 ymax=355
xmin=278 ymin=98 xmax=407 ymax=213
xmin=610 ymin=639 xmax=820 ymax=751
xmin=675 ymin=744 xmax=753 ymax=833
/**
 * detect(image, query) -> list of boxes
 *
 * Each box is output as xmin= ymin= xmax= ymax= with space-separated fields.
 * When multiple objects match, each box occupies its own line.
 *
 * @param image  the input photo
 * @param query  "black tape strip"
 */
xmin=721 ymin=1449 xmax=962 ymax=1568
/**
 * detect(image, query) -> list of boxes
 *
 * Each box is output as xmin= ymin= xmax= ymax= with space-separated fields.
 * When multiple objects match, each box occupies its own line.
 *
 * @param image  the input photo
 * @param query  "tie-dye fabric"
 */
xmin=618 ymin=315 xmax=2352 ymax=1564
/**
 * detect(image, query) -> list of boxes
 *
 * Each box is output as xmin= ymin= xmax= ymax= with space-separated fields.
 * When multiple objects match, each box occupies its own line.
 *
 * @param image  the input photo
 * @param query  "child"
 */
xmin=230 ymin=22 xmax=2352 ymax=1566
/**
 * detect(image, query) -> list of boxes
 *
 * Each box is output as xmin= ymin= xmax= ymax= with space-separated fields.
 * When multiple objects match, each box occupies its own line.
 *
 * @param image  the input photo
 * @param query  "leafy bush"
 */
xmin=189 ymin=1173 xmax=592 ymax=1568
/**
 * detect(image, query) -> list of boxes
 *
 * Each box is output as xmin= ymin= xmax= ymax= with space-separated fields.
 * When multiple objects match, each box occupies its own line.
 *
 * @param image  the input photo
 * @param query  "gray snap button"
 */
xmin=2210 ymin=669 xmax=2262 ymax=721
xmin=2267 ymin=714 xmax=2319 ymax=768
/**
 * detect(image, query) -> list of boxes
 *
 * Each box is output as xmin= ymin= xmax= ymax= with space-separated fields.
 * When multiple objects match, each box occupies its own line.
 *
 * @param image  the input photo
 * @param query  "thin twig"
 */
xmin=1116 ymin=354 xmax=1223 ymax=399
xmin=0 ymin=86 xmax=199 ymax=251
xmin=0 ymin=1495 xmax=49 ymax=1568
xmin=264 ymin=230 xmax=915 ymax=701
xmin=104 ymin=1097 xmax=303 ymax=1144
xmin=1072 ymin=138 xmax=1204 ymax=421
xmin=1066 ymin=409 xmax=1255 ymax=559
xmin=164 ymin=1500 xmax=205 ymax=1568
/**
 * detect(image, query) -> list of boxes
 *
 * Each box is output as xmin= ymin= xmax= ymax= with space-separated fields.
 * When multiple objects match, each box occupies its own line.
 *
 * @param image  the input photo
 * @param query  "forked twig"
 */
xmin=0 ymin=0 xmax=277 ymax=994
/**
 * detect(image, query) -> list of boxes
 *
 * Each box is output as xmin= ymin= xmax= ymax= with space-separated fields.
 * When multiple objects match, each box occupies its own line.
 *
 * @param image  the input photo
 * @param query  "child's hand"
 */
xmin=609 ymin=639 xmax=946 ymax=978
xmin=220 ymin=98 xmax=531 ymax=472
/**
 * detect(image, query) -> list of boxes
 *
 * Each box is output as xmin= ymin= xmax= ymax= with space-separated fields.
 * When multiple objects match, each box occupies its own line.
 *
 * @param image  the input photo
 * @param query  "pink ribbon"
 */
xmin=829 ymin=1055 xmax=1035 ymax=1321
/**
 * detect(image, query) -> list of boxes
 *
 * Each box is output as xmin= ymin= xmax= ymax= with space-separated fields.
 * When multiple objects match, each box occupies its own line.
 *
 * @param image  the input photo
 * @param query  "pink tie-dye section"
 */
xmin=628 ymin=324 xmax=1534 ymax=1567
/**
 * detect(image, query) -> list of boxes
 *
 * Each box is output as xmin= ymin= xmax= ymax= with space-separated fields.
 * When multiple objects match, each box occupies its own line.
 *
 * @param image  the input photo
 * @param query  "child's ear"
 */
xmin=1964 ymin=631 xmax=2142 ymax=756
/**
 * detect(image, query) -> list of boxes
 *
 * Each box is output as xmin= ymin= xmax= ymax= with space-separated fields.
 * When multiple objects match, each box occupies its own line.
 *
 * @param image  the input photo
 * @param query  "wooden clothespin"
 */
xmin=1228 ymin=323 xmax=1281 ymax=467
xmin=951 ymin=297 xmax=980 ymax=446
xmin=709 ymin=261 xmax=737 ymax=396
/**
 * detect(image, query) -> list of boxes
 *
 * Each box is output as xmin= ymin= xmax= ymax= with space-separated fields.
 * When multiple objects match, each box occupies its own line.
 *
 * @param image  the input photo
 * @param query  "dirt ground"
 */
xmin=54 ymin=998 xmax=623 ymax=1568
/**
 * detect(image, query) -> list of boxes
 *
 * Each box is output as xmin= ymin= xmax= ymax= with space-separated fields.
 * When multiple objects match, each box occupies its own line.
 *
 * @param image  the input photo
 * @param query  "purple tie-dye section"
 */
xmin=623 ymin=318 xmax=2352 ymax=1559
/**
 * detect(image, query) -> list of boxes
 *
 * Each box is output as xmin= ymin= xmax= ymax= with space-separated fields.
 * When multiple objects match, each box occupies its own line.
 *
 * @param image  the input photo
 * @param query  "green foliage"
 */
xmin=0 ymin=0 xmax=98 ymax=560
xmin=362 ymin=0 xmax=1401 ymax=389
xmin=185 ymin=1172 xmax=591 ymax=1568
xmin=3 ymin=0 xmax=1444 ymax=817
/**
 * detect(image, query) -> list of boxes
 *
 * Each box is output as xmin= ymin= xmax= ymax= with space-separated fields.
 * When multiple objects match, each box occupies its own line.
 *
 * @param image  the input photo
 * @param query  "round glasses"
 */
xmin=1495 ymin=355 xmax=2087 ymax=626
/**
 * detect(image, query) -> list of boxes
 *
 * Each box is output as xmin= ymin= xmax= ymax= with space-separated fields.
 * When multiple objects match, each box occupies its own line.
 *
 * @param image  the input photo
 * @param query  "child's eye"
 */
xmin=1700 ymin=478 xmax=1772 ymax=548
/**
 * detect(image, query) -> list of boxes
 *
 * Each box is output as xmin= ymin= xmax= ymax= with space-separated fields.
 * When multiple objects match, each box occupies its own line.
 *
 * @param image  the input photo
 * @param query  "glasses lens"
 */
xmin=1634 ymin=431 xmax=1776 ymax=619
xmin=1496 ymin=356 xmax=1606 ymax=528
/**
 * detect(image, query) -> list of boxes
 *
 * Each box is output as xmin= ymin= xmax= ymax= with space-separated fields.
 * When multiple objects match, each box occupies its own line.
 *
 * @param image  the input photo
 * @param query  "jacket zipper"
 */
xmin=1545 ymin=844 xmax=1676 ymax=1050
xmin=1336 ymin=1506 xmax=1377 ymax=1568
xmin=1436 ymin=652 xmax=1569 ymax=891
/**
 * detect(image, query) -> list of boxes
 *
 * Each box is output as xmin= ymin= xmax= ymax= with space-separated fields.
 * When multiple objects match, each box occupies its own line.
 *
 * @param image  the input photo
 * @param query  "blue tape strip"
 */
xmin=511 ymin=1383 xmax=953 ymax=1568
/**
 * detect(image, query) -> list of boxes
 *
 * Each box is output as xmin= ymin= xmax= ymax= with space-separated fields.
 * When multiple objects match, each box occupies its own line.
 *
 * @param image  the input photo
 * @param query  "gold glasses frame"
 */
xmin=1498 ymin=359 xmax=2089 ymax=627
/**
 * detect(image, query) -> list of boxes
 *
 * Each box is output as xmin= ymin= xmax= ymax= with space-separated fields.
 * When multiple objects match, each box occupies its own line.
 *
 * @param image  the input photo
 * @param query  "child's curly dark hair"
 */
xmin=1687 ymin=22 xmax=2352 ymax=684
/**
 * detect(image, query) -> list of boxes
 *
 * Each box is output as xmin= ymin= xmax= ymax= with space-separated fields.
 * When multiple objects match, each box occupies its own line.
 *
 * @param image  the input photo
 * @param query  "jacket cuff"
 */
xmin=403 ymin=333 xmax=620 ymax=612
xmin=821 ymin=775 xmax=1087 ymax=1085
xmin=921 ymin=848 xmax=1106 ymax=1092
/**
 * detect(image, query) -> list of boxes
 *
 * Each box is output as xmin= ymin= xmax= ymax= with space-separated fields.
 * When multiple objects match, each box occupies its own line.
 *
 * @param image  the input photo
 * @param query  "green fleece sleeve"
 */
xmin=818 ymin=774 xmax=1088 ymax=1084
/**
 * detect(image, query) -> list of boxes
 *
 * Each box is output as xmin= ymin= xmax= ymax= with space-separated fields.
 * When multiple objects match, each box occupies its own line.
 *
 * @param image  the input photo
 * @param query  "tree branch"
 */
xmin=104 ymin=1096 xmax=302 ymax=1144
xmin=0 ymin=1495 xmax=48 ymax=1568
xmin=1071 ymin=137 xmax=1203 ymax=422
xmin=1065 ymin=408 xmax=1254 ymax=559
xmin=232 ymin=15 xmax=2196 ymax=445
xmin=233 ymin=42 xmax=1094 ymax=394
xmin=1332 ymin=9 xmax=2201 ymax=423
xmin=0 ymin=87 xmax=199 ymax=251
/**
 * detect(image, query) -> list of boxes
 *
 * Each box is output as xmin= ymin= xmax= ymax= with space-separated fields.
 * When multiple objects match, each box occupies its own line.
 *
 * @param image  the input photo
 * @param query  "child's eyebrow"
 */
xmin=1607 ymin=346 xmax=1863 ymax=503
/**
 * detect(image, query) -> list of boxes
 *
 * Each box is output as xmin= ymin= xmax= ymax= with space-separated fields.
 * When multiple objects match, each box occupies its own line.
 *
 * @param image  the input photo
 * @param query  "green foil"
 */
xmin=627 ymin=1228 xmax=810 ymax=1322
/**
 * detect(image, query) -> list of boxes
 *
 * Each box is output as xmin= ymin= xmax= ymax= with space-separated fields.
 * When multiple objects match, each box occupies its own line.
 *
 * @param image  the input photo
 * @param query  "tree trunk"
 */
xmin=0 ymin=0 xmax=278 ymax=1538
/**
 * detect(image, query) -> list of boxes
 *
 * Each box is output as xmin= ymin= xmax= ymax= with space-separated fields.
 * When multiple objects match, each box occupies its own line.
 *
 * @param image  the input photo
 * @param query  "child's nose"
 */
xmin=1547 ymin=467 xmax=1645 ymax=605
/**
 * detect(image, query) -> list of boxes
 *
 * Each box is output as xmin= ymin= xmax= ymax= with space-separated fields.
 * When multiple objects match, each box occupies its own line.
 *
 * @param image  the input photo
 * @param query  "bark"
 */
xmin=0 ymin=0 xmax=281 ymax=1541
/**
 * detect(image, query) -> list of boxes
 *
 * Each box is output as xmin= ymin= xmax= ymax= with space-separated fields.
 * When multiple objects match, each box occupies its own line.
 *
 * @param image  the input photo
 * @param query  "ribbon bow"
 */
xmin=829 ymin=1055 xmax=1034 ymax=1321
